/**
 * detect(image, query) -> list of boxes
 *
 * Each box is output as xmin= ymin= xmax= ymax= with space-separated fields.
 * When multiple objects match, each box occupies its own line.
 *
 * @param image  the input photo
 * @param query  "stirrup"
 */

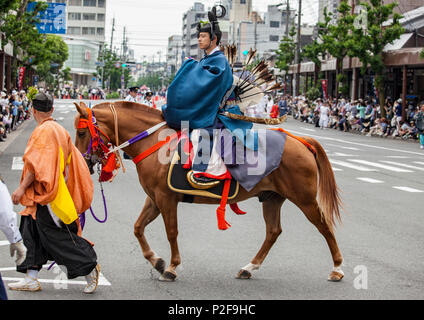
xmin=187 ymin=171 xmax=221 ymax=190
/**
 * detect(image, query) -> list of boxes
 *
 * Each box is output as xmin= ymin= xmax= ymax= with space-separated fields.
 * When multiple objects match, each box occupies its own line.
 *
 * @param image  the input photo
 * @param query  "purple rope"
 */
xmin=128 ymin=131 xmax=149 ymax=145
xmin=89 ymin=182 xmax=108 ymax=223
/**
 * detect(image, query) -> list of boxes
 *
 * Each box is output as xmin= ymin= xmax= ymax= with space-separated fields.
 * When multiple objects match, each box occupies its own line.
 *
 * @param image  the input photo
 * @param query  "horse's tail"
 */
xmin=304 ymin=137 xmax=343 ymax=229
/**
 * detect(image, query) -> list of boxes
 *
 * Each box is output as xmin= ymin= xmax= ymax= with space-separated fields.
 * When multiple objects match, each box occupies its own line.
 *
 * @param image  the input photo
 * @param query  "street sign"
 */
xmin=27 ymin=2 xmax=66 ymax=35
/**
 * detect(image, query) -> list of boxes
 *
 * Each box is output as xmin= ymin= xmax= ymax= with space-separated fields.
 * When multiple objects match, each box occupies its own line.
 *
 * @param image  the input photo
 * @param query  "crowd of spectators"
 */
xmin=0 ymin=89 xmax=32 ymax=143
xmin=273 ymin=94 xmax=424 ymax=149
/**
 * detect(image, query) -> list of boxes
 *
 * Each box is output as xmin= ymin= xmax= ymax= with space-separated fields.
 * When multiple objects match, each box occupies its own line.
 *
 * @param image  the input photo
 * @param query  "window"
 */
xmin=83 ymin=0 xmax=96 ymax=7
xmin=97 ymin=28 xmax=104 ymax=36
xmin=68 ymin=12 xmax=81 ymax=20
xmin=98 ymin=0 xmax=105 ymax=8
xmin=270 ymin=21 xmax=280 ymax=28
xmin=67 ymin=27 xmax=81 ymax=35
xmin=97 ymin=13 xmax=105 ymax=21
xmin=270 ymin=35 xmax=279 ymax=42
xmin=69 ymin=0 xmax=82 ymax=6
xmin=83 ymin=13 xmax=96 ymax=20
xmin=82 ymin=27 xmax=96 ymax=35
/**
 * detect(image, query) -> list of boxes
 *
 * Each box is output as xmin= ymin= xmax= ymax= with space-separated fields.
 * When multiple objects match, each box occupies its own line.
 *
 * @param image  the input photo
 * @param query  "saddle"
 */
xmin=167 ymin=140 xmax=239 ymax=201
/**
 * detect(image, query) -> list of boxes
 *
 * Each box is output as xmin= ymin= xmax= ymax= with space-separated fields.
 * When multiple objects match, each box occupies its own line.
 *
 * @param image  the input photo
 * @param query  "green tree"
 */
xmin=350 ymin=0 xmax=404 ymax=118
xmin=275 ymin=26 xmax=297 ymax=95
xmin=34 ymin=35 xmax=69 ymax=90
xmin=320 ymin=1 xmax=355 ymax=100
xmin=0 ymin=0 xmax=48 ymax=87
xmin=136 ymin=74 xmax=162 ymax=91
xmin=0 ymin=0 xmax=18 ymax=16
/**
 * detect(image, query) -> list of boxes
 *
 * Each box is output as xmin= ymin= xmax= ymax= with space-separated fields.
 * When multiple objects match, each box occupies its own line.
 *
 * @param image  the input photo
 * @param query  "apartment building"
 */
xmin=44 ymin=0 xmax=107 ymax=88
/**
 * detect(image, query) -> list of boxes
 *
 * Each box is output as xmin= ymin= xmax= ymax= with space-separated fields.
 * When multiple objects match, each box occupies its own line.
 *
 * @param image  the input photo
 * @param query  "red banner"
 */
xmin=18 ymin=67 xmax=26 ymax=90
xmin=321 ymin=79 xmax=328 ymax=100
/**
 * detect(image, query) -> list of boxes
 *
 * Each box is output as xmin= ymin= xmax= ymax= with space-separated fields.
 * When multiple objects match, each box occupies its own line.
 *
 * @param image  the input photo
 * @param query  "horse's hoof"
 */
xmin=236 ymin=269 xmax=252 ymax=279
xmin=154 ymin=258 xmax=166 ymax=275
xmin=159 ymin=271 xmax=177 ymax=282
xmin=328 ymin=271 xmax=344 ymax=282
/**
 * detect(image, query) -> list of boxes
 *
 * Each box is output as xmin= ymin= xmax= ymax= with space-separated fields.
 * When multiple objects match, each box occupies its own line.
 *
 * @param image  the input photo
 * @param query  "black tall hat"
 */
xmin=197 ymin=5 xmax=226 ymax=43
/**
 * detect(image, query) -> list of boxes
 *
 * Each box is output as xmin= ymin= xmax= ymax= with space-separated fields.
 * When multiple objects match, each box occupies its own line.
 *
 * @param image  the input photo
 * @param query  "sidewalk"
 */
xmin=294 ymin=117 xmax=420 ymax=145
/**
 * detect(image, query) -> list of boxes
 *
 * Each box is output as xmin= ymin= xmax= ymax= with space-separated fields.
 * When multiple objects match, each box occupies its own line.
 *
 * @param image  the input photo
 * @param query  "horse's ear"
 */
xmin=74 ymin=102 xmax=88 ymax=118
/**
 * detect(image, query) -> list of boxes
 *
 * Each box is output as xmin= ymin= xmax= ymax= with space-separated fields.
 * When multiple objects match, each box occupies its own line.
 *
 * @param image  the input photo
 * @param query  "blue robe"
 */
xmin=162 ymin=50 xmax=258 ymax=151
xmin=162 ymin=51 xmax=233 ymax=129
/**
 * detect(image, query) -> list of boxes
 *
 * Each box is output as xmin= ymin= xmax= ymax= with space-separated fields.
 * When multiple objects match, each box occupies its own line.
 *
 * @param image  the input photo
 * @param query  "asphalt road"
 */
xmin=1 ymin=100 xmax=423 ymax=300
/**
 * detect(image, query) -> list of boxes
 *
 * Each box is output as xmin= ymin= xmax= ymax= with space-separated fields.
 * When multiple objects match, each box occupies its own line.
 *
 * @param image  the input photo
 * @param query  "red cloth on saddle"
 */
xmin=270 ymin=104 xmax=279 ymax=118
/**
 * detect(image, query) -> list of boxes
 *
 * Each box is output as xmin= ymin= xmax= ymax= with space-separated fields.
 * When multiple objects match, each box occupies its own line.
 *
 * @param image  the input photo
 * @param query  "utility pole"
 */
xmin=294 ymin=0 xmax=302 ymax=97
xmin=286 ymin=0 xmax=290 ymax=37
xmin=254 ymin=13 xmax=257 ymax=50
xmin=110 ymin=17 xmax=115 ymax=52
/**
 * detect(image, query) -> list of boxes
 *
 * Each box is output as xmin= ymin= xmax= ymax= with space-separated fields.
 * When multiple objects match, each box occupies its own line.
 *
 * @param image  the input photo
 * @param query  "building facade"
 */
xmin=167 ymin=35 xmax=183 ymax=76
xmin=237 ymin=5 xmax=300 ymax=62
xmin=45 ymin=0 xmax=106 ymax=89
xmin=182 ymin=2 xmax=207 ymax=61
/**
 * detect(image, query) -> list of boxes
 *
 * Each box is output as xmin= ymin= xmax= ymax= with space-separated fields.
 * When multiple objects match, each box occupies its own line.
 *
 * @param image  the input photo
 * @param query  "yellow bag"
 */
xmin=50 ymin=148 xmax=78 ymax=225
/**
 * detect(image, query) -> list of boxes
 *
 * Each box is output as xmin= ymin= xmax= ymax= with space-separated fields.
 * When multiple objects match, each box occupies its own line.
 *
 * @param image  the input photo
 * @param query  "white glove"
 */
xmin=10 ymin=240 xmax=27 ymax=266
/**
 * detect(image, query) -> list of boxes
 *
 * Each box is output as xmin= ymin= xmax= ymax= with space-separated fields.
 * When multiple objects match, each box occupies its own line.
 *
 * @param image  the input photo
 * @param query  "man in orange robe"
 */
xmin=8 ymin=92 xmax=100 ymax=294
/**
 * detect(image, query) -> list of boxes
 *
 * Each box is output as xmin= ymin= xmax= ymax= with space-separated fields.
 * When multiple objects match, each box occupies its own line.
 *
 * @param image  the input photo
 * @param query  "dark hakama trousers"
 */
xmin=17 ymin=204 xmax=97 ymax=279
xmin=0 ymin=273 xmax=7 ymax=300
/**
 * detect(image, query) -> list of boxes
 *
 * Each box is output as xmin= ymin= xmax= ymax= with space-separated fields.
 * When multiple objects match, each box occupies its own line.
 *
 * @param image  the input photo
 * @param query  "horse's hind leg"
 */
xmin=237 ymin=195 xmax=285 ymax=279
xmin=134 ymin=197 xmax=166 ymax=275
xmin=298 ymin=201 xmax=344 ymax=281
xmin=156 ymin=197 xmax=181 ymax=282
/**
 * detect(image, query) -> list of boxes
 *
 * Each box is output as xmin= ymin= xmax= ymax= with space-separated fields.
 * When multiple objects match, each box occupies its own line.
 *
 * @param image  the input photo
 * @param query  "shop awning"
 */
xmin=384 ymin=47 xmax=424 ymax=66
xmin=384 ymin=33 xmax=414 ymax=51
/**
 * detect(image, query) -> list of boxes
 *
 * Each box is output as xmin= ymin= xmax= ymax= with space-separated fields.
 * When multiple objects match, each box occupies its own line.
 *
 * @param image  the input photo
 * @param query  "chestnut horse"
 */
xmin=73 ymin=101 xmax=344 ymax=282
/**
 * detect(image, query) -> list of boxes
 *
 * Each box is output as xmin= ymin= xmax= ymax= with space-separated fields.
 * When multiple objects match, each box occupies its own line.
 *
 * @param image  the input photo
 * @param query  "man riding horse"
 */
xmin=162 ymin=6 xmax=256 ymax=189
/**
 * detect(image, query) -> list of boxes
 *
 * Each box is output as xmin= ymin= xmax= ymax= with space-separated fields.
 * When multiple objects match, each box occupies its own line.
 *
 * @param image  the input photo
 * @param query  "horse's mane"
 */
xmin=95 ymin=101 xmax=164 ymax=118
xmin=91 ymin=101 xmax=165 ymax=127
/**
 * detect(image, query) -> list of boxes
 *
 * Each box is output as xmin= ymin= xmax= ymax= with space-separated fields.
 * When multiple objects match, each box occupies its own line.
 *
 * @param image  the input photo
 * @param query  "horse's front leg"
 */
xmin=157 ymin=196 xmax=181 ymax=281
xmin=134 ymin=197 xmax=166 ymax=275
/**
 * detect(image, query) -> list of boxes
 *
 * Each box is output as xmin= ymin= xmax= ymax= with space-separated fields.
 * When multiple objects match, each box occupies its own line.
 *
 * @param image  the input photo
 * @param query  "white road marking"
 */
xmin=380 ymin=161 xmax=424 ymax=172
xmin=0 ymin=240 xmax=10 ymax=246
xmin=326 ymin=143 xmax=361 ymax=151
xmin=300 ymin=127 xmax=316 ymax=132
xmin=333 ymin=152 xmax=358 ymax=157
xmin=356 ymin=177 xmax=384 ymax=184
xmin=0 ymin=264 xmax=111 ymax=286
xmin=12 ymin=157 xmax=24 ymax=170
xmin=392 ymin=186 xmax=424 ymax=193
xmin=413 ymin=161 xmax=424 ymax=166
xmin=348 ymin=159 xmax=413 ymax=173
xmin=287 ymin=129 xmax=424 ymax=156
xmin=329 ymin=159 xmax=377 ymax=172
xmin=2 ymin=273 xmax=111 ymax=286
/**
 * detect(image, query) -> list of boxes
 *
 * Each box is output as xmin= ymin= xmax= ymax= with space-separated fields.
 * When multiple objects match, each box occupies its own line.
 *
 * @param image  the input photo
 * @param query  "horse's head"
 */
xmin=74 ymin=101 xmax=101 ymax=175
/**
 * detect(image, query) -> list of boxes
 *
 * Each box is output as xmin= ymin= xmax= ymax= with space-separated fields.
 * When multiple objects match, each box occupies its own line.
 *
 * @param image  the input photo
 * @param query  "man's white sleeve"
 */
xmin=0 ymin=181 xmax=22 ymax=244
